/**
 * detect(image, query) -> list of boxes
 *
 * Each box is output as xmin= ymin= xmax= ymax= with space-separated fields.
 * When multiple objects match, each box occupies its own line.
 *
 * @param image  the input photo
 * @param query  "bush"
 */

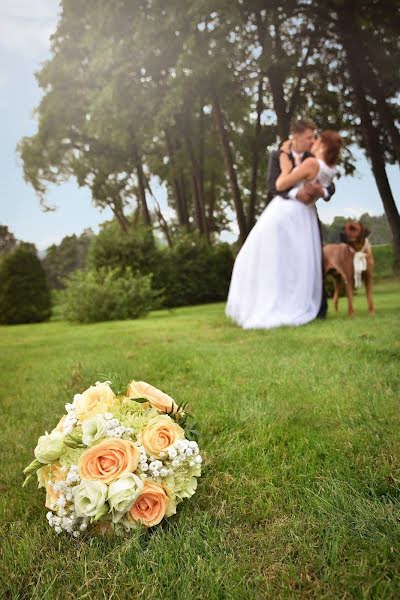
xmin=89 ymin=223 xmax=161 ymax=275
xmin=0 ymin=243 xmax=51 ymax=324
xmin=90 ymin=224 xmax=235 ymax=309
xmin=153 ymin=236 xmax=234 ymax=307
xmin=373 ymin=244 xmax=394 ymax=279
xmin=58 ymin=267 xmax=161 ymax=323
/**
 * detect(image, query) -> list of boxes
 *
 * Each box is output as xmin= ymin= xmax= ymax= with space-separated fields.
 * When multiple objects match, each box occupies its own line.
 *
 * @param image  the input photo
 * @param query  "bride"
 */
xmin=226 ymin=130 xmax=342 ymax=329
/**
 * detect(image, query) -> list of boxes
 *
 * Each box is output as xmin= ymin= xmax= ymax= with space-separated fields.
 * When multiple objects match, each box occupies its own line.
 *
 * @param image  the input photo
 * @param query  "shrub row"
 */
xmin=0 ymin=227 xmax=234 ymax=324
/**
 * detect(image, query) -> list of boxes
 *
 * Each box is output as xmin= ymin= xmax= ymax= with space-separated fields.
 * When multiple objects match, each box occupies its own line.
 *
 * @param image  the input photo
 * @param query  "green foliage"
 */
xmin=43 ymin=230 xmax=93 ymax=289
xmin=0 ymin=243 xmax=51 ymax=324
xmin=89 ymin=225 xmax=235 ymax=309
xmin=58 ymin=267 xmax=160 ymax=323
xmin=88 ymin=222 xmax=161 ymax=275
xmin=152 ymin=235 xmax=234 ymax=308
xmin=373 ymin=244 xmax=394 ymax=280
xmin=17 ymin=0 xmax=399 ymax=259
xmin=0 ymin=225 xmax=18 ymax=258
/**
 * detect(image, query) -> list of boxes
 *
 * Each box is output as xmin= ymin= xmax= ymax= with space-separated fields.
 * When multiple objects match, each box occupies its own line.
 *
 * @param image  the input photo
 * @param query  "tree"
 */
xmin=0 ymin=225 xmax=18 ymax=258
xmin=42 ymin=229 xmax=93 ymax=289
xmin=0 ymin=244 xmax=51 ymax=324
xmin=331 ymin=0 xmax=400 ymax=272
xmin=18 ymin=0 xmax=400 ymax=268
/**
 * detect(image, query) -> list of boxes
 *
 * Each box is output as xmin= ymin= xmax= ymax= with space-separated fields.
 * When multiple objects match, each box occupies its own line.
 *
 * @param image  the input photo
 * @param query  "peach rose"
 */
xmin=72 ymin=382 xmax=117 ymax=421
xmin=140 ymin=415 xmax=185 ymax=458
xmin=79 ymin=438 xmax=139 ymax=483
xmin=38 ymin=463 xmax=67 ymax=511
xmin=126 ymin=380 xmax=178 ymax=414
xmin=128 ymin=481 xmax=170 ymax=527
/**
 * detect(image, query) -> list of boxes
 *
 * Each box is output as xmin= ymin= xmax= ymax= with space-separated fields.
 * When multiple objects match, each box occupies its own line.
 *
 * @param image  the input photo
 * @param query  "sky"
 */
xmin=1 ymin=0 xmax=399 ymax=251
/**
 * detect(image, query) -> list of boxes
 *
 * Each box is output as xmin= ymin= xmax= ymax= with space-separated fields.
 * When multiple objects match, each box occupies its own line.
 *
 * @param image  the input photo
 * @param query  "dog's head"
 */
xmin=340 ymin=221 xmax=370 ymax=250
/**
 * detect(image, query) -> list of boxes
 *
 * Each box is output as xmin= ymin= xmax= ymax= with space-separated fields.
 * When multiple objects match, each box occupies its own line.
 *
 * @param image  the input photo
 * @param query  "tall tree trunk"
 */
xmin=165 ymin=130 xmax=188 ymax=227
xmin=267 ymin=65 xmax=290 ymax=141
xmin=358 ymin=57 xmax=400 ymax=164
xmin=199 ymin=96 xmax=206 ymax=217
xmin=208 ymin=169 xmax=216 ymax=234
xmin=266 ymin=14 xmax=290 ymax=140
xmin=247 ymin=76 xmax=264 ymax=234
xmin=287 ymin=43 xmax=313 ymax=123
xmin=133 ymin=145 xmax=151 ymax=227
xmin=347 ymin=15 xmax=400 ymax=163
xmin=210 ymin=87 xmax=247 ymax=246
xmin=145 ymin=176 xmax=173 ymax=247
xmin=179 ymin=172 xmax=190 ymax=227
xmin=338 ymin=3 xmax=400 ymax=272
xmin=182 ymin=113 xmax=209 ymax=239
xmin=110 ymin=197 xmax=129 ymax=233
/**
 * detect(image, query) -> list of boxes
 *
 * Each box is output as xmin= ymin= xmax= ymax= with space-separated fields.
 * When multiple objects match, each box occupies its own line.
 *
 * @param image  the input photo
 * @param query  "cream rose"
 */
xmin=140 ymin=415 xmax=185 ymax=458
xmin=126 ymin=380 xmax=178 ymax=414
xmin=127 ymin=481 xmax=170 ymax=527
xmin=72 ymin=382 xmax=116 ymax=421
xmin=108 ymin=473 xmax=144 ymax=522
xmin=34 ymin=431 xmax=65 ymax=464
xmin=81 ymin=414 xmax=107 ymax=446
xmin=73 ymin=480 xmax=108 ymax=518
xmin=79 ymin=438 xmax=139 ymax=483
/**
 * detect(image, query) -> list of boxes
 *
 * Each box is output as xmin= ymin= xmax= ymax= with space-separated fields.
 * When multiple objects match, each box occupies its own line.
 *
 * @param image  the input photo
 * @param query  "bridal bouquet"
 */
xmin=23 ymin=379 xmax=202 ymax=537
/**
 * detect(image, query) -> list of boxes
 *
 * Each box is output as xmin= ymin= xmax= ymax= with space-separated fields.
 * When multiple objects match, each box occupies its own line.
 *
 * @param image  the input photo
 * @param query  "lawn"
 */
xmin=1 ymin=280 xmax=399 ymax=599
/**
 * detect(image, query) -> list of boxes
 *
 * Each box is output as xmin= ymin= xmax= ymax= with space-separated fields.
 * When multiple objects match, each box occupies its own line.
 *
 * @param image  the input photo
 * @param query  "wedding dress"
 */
xmin=226 ymin=159 xmax=336 ymax=329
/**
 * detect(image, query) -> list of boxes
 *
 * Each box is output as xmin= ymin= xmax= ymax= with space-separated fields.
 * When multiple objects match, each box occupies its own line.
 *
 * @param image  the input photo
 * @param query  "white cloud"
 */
xmin=0 ymin=0 xmax=59 ymax=58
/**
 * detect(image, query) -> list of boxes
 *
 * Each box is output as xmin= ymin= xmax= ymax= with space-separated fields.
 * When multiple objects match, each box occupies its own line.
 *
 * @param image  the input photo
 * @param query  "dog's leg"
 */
xmin=365 ymin=272 xmax=375 ymax=315
xmin=333 ymin=276 xmax=341 ymax=313
xmin=346 ymin=280 xmax=355 ymax=317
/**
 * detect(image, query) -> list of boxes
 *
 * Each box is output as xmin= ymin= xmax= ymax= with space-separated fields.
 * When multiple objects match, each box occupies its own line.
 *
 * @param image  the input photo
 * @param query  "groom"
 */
xmin=266 ymin=118 xmax=336 ymax=319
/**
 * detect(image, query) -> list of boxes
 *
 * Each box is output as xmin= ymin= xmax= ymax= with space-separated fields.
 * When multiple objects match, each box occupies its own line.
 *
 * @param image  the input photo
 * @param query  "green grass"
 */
xmin=1 ymin=280 xmax=399 ymax=599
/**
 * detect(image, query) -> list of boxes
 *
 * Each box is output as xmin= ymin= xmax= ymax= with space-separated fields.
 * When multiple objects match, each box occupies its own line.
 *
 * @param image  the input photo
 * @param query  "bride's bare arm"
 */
xmin=276 ymin=157 xmax=319 ymax=192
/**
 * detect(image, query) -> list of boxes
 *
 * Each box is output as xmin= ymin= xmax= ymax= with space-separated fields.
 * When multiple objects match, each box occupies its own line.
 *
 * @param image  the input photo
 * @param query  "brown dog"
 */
xmin=323 ymin=222 xmax=375 ymax=316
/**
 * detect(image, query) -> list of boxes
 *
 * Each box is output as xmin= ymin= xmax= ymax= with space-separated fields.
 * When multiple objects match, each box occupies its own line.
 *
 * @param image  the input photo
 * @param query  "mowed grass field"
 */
xmin=1 ymin=280 xmax=399 ymax=599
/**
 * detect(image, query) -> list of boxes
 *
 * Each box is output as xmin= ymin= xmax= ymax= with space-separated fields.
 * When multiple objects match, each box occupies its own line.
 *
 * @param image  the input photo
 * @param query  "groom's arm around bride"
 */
xmin=266 ymin=119 xmax=335 ymax=205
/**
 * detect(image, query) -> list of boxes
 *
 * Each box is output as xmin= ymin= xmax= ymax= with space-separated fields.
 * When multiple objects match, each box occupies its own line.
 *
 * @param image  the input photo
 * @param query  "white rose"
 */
xmin=73 ymin=480 xmax=108 ymax=518
xmin=82 ymin=414 xmax=107 ymax=446
xmin=108 ymin=473 xmax=144 ymax=523
xmin=34 ymin=431 xmax=65 ymax=464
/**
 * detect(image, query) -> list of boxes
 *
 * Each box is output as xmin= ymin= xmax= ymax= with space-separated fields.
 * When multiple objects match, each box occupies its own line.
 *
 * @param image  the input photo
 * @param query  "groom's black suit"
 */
xmin=266 ymin=149 xmax=335 ymax=319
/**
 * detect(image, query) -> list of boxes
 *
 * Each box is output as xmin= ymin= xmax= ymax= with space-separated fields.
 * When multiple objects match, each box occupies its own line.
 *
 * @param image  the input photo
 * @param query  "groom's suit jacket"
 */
xmin=266 ymin=149 xmax=335 ymax=204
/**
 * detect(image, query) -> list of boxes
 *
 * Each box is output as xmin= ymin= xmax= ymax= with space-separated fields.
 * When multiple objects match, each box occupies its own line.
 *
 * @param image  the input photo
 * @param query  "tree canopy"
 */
xmin=18 ymin=0 xmax=400 ymax=269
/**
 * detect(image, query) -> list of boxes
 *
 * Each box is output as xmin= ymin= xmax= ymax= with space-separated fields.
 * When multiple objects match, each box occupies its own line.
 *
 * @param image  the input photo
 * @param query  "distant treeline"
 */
xmin=322 ymin=213 xmax=393 ymax=245
xmin=1 ymin=212 xmax=393 ymax=292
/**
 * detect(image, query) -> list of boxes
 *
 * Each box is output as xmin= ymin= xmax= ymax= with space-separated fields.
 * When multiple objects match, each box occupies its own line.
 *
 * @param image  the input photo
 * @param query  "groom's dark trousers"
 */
xmin=266 ymin=150 xmax=335 ymax=319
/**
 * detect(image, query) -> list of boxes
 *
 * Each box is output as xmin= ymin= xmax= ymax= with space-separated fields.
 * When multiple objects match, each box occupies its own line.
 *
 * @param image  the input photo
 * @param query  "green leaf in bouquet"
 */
xmin=185 ymin=423 xmax=200 ymax=443
xmin=64 ymin=431 xmax=83 ymax=448
xmin=130 ymin=397 xmax=149 ymax=404
xmin=22 ymin=458 xmax=42 ymax=487
xmin=92 ymin=503 xmax=110 ymax=522
xmin=98 ymin=372 xmax=127 ymax=396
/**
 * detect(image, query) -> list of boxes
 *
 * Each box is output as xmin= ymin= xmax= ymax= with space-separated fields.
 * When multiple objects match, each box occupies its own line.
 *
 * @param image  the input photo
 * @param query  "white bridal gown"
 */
xmin=226 ymin=159 xmax=336 ymax=329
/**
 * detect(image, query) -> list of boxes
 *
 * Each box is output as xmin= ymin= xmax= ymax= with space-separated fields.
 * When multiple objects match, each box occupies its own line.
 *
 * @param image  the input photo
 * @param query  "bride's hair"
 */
xmin=320 ymin=130 xmax=343 ymax=166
